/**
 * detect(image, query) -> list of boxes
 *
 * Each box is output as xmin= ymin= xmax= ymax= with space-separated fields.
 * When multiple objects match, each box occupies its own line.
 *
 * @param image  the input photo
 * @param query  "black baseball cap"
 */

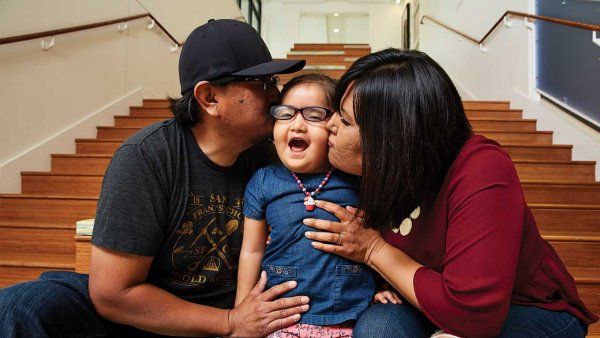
xmin=179 ymin=19 xmax=305 ymax=94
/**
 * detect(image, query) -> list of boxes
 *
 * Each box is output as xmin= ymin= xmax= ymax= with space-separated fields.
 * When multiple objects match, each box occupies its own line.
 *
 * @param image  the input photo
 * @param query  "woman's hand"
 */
xmin=228 ymin=271 xmax=310 ymax=337
xmin=302 ymin=200 xmax=387 ymax=266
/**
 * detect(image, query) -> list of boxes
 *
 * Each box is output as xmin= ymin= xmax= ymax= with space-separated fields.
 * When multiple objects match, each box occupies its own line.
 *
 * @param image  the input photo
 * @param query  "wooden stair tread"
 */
xmin=568 ymin=268 xmax=600 ymax=284
xmin=480 ymin=130 xmax=552 ymax=134
xmin=0 ymin=194 xmax=98 ymax=200
xmin=513 ymin=160 xmax=596 ymax=165
xmin=464 ymin=109 xmax=522 ymax=112
xmin=463 ymin=100 xmax=510 ymax=104
xmin=0 ymin=252 xmax=74 ymax=269
xmin=0 ymin=220 xmax=76 ymax=229
xmin=529 ymin=204 xmax=600 ymax=210
xmin=501 ymin=143 xmax=572 ymax=149
xmin=51 ymin=153 xmax=112 ymax=158
xmin=21 ymin=171 xmax=102 ymax=177
xmin=522 ymin=180 xmax=600 ymax=186
xmin=542 ymin=232 xmax=600 ymax=242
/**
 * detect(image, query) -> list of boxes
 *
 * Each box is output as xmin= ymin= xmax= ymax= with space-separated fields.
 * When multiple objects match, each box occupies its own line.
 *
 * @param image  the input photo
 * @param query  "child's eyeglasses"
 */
xmin=269 ymin=105 xmax=333 ymax=122
xmin=211 ymin=76 xmax=280 ymax=91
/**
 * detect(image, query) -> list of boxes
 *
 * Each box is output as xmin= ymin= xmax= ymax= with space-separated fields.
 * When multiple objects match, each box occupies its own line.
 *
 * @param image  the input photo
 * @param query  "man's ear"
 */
xmin=194 ymin=81 xmax=220 ymax=118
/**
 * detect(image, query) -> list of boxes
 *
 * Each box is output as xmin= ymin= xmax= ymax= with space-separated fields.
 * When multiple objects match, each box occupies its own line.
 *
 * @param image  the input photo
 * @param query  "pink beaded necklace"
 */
xmin=291 ymin=168 xmax=333 ymax=211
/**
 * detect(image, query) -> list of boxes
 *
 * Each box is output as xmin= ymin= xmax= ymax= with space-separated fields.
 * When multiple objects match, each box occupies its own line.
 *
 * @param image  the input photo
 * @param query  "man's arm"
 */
xmin=89 ymin=245 xmax=309 ymax=337
xmin=235 ymin=217 xmax=268 ymax=306
xmin=89 ymin=245 xmax=231 ymax=336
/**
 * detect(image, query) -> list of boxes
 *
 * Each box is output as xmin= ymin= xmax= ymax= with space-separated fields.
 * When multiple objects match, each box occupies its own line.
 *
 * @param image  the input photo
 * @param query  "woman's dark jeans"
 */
xmin=353 ymin=303 xmax=587 ymax=338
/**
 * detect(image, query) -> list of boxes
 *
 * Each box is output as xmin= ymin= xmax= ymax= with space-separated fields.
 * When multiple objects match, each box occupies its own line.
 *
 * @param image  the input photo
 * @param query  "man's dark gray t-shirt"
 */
xmin=92 ymin=119 xmax=275 ymax=309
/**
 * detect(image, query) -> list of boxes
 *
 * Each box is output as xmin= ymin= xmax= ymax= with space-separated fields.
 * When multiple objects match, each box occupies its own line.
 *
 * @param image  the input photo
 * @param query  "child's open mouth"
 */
xmin=289 ymin=138 xmax=309 ymax=154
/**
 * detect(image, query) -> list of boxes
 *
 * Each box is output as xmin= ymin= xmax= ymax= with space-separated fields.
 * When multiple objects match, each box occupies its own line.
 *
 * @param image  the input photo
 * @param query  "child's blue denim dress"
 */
xmin=244 ymin=163 xmax=376 ymax=325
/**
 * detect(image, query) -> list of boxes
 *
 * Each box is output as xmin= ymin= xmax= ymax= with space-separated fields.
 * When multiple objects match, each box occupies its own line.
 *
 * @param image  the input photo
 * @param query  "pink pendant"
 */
xmin=304 ymin=197 xmax=315 ymax=211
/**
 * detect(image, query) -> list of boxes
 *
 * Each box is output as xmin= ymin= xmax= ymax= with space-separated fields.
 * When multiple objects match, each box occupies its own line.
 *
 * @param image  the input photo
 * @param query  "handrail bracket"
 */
xmin=41 ymin=36 xmax=55 ymax=51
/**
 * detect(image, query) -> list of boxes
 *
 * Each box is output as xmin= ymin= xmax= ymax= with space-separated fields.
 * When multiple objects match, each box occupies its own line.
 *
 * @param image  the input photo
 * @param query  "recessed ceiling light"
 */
xmin=396 ymin=0 xmax=401 ymax=4
xmin=333 ymin=28 xmax=340 ymax=33
xmin=334 ymin=12 xmax=339 ymax=17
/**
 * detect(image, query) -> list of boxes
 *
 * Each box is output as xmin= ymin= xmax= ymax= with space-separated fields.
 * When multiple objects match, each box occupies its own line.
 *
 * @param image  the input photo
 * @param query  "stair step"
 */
xmin=279 ymin=69 xmax=347 ymax=81
xmin=0 ymin=225 xmax=74 ymax=255
xmin=51 ymin=154 xmax=111 ymax=175
xmin=79 ymin=136 xmax=574 ymax=162
xmin=289 ymin=49 xmax=370 ymax=58
xmin=567 ymin=268 xmax=600 ymax=325
xmin=96 ymin=124 xmax=556 ymax=147
xmin=523 ymin=181 xmax=600 ymax=206
xmin=97 ymin=126 xmax=139 ymax=139
xmin=76 ymin=139 xmax=121 ymax=155
xmin=292 ymin=43 xmax=371 ymax=51
xmin=286 ymin=54 xmax=359 ymax=64
xmin=0 ymin=252 xmax=74 ymax=288
xmin=463 ymin=100 xmax=511 ymax=110
xmin=129 ymin=106 xmax=523 ymax=124
xmin=513 ymin=160 xmax=596 ymax=183
xmin=127 ymin=110 xmax=530 ymax=129
xmin=548 ymin=239 xmax=600 ymax=269
xmin=58 ymin=139 xmax=595 ymax=182
xmin=140 ymin=99 xmax=510 ymax=111
xmin=502 ymin=144 xmax=572 ymax=162
xmin=465 ymin=109 xmax=523 ymax=119
xmin=531 ymin=204 xmax=600 ymax=233
xmin=21 ymin=172 xmax=103 ymax=196
xmin=479 ymin=131 xmax=553 ymax=145
xmin=130 ymin=107 xmax=171 ymax=117
xmin=75 ymin=235 xmax=91 ymax=274
xmin=114 ymin=116 xmax=166 ymax=128
xmin=0 ymin=194 xmax=97 ymax=224
xmin=0 ymin=220 xmax=75 ymax=230
xmin=469 ymin=118 xmax=537 ymax=132
xmin=143 ymin=99 xmax=169 ymax=108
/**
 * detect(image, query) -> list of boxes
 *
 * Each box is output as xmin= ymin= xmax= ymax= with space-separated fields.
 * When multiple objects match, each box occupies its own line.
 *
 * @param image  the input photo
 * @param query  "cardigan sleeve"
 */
xmin=413 ymin=147 xmax=526 ymax=337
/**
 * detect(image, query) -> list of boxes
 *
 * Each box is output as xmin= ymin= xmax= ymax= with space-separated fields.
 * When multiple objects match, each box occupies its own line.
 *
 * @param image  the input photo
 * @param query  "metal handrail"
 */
xmin=421 ymin=11 xmax=600 ymax=48
xmin=0 ymin=13 xmax=181 ymax=47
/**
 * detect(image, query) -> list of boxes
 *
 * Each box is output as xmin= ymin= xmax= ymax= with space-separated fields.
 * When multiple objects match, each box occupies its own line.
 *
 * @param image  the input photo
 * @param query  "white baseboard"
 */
xmin=453 ymin=79 xmax=478 ymax=100
xmin=0 ymin=87 xmax=155 ymax=193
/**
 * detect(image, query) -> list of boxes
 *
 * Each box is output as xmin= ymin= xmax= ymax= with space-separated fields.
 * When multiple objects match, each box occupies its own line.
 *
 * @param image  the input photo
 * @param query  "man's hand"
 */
xmin=228 ymin=271 xmax=310 ymax=337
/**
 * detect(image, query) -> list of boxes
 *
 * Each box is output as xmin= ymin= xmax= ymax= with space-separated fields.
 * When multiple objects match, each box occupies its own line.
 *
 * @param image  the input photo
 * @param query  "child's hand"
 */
xmin=373 ymin=290 xmax=402 ymax=304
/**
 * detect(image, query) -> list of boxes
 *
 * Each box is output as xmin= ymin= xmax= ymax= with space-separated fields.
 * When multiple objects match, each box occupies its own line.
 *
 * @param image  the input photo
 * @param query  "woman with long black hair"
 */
xmin=302 ymin=49 xmax=597 ymax=337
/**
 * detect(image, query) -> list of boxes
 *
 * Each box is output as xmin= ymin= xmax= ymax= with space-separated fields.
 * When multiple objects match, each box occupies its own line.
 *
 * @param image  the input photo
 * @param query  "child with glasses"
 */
xmin=236 ymin=74 xmax=390 ymax=337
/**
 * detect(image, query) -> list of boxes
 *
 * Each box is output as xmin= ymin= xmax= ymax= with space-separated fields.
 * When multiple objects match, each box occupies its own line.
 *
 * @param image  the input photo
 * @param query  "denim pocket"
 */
xmin=334 ymin=264 xmax=374 ymax=311
xmin=265 ymin=265 xmax=298 ymax=288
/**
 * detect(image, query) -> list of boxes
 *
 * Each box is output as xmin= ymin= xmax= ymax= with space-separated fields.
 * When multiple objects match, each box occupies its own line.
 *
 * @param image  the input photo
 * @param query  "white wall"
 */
xmin=419 ymin=0 xmax=600 ymax=179
xmin=261 ymin=0 xmax=405 ymax=58
xmin=0 ymin=0 xmax=241 ymax=193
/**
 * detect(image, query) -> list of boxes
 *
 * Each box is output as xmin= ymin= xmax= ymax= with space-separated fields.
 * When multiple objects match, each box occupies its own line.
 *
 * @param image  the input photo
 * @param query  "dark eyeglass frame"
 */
xmin=269 ymin=104 xmax=334 ymax=122
xmin=211 ymin=75 xmax=280 ymax=91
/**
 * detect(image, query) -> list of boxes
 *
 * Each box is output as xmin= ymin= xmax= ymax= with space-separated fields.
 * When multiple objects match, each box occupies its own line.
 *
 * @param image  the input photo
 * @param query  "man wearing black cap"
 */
xmin=0 ymin=20 xmax=308 ymax=337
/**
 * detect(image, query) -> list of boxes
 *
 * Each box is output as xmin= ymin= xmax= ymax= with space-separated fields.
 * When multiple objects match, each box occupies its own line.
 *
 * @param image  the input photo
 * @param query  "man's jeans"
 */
xmin=353 ymin=302 xmax=587 ymax=338
xmin=0 ymin=271 xmax=157 ymax=338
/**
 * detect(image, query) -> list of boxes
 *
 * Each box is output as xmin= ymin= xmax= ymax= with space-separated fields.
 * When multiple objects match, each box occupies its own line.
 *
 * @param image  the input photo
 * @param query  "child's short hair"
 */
xmin=280 ymin=73 xmax=338 ymax=107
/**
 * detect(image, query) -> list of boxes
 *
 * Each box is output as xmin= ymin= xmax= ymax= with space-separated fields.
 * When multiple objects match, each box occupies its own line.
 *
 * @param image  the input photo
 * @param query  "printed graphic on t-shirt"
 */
xmin=169 ymin=192 xmax=243 ymax=289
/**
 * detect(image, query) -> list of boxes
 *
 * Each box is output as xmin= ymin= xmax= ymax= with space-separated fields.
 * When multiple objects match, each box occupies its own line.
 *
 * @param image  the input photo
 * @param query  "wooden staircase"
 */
xmin=0 ymin=43 xmax=598 ymax=334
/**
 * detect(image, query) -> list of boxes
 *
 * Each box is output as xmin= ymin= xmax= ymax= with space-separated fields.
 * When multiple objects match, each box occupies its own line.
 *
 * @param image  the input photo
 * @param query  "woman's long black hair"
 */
xmin=334 ymin=48 xmax=472 ymax=231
